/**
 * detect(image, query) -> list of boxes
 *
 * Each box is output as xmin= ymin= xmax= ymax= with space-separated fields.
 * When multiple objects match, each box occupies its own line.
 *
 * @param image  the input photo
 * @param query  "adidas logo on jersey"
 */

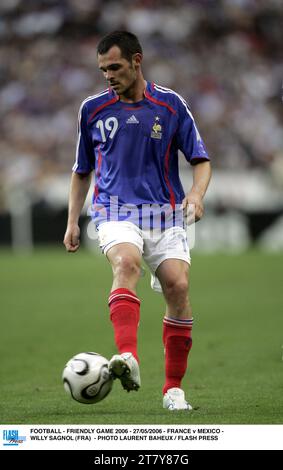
xmin=126 ymin=115 xmax=139 ymax=124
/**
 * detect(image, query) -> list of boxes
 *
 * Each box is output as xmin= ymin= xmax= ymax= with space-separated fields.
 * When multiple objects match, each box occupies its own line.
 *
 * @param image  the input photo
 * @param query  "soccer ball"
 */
xmin=62 ymin=352 xmax=113 ymax=404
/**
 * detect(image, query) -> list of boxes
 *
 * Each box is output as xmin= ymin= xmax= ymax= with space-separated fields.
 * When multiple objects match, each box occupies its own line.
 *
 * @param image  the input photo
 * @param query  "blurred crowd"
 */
xmin=0 ymin=0 xmax=283 ymax=206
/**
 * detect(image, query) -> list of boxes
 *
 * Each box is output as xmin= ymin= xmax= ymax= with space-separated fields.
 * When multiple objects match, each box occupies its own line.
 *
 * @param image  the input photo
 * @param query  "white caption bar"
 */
xmin=1 ymin=425 xmax=283 ymax=450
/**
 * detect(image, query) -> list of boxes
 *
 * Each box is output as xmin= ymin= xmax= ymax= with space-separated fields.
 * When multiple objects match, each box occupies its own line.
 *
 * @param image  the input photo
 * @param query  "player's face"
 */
xmin=98 ymin=46 xmax=140 ymax=96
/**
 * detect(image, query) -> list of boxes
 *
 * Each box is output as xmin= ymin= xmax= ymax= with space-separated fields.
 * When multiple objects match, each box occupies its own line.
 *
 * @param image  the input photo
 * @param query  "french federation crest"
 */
xmin=151 ymin=116 xmax=162 ymax=139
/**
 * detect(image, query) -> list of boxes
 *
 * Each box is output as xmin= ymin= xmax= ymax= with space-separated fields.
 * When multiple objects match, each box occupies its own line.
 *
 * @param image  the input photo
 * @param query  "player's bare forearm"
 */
xmin=182 ymin=161 xmax=212 ymax=222
xmin=67 ymin=172 xmax=92 ymax=225
xmin=64 ymin=171 xmax=92 ymax=252
xmin=190 ymin=161 xmax=212 ymax=198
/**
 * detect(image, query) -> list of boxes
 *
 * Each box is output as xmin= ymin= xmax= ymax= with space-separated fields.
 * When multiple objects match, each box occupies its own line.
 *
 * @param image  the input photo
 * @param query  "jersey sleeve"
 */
xmin=176 ymin=97 xmax=210 ymax=165
xmin=72 ymin=101 xmax=94 ymax=173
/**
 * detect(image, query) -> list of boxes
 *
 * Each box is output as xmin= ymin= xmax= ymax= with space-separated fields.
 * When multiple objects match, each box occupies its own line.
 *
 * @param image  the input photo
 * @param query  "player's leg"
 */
xmin=143 ymin=226 xmax=193 ymax=409
xmin=98 ymin=222 xmax=143 ymax=391
xmin=107 ymin=242 xmax=141 ymax=359
xmin=157 ymin=258 xmax=191 ymax=319
xmin=107 ymin=243 xmax=142 ymax=391
xmin=107 ymin=242 xmax=142 ymax=294
xmin=156 ymin=259 xmax=193 ymax=409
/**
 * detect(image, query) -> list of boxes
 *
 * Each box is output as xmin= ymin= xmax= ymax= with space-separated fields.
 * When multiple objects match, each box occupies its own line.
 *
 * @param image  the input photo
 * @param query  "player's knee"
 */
xmin=166 ymin=279 xmax=190 ymax=316
xmin=113 ymin=256 xmax=141 ymax=281
xmin=163 ymin=278 xmax=189 ymax=304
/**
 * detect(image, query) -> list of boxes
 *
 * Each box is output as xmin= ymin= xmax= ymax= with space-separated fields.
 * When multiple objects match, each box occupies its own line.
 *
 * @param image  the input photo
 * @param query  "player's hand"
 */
xmin=182 ymin=191 xmax=204 ymax=225
xmin=63 ymin=224 xmax=80 ymax=252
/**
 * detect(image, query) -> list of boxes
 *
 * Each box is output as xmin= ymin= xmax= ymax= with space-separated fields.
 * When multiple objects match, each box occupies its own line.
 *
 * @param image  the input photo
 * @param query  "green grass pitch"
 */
xmin=0 ymin=248 xmax=282 ymax=424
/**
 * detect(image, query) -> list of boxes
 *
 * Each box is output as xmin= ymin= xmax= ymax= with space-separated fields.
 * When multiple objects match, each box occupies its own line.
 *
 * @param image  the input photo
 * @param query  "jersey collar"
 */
xmin=108 ymin=81 xmax=154 ymax=100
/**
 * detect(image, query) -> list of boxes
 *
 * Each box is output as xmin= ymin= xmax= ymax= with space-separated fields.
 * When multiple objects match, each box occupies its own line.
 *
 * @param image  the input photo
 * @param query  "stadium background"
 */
xmin=0 ymin=0 xmax=283 ymax=426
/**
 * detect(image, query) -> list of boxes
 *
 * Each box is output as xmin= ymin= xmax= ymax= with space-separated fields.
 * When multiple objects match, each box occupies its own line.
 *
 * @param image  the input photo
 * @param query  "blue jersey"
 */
xmin=73 ymin=81 xmax=209 ymax=224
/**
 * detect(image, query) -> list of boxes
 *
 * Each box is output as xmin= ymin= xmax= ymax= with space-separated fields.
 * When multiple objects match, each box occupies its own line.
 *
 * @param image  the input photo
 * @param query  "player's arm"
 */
xmin=182 ymin=161 xmax=212 ymax=222
xmin=64 ymin=98 xmax=94 ymax=252
xmin=63 ymin=171 xmax=92 ymax=252
xmin=175 ymin=95 xmax=211 ymax=222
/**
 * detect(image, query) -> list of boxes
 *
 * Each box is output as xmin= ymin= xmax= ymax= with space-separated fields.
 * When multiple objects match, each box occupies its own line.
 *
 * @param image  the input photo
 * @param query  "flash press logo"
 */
xmin=3 ymin=429 xmax=26 ymax=446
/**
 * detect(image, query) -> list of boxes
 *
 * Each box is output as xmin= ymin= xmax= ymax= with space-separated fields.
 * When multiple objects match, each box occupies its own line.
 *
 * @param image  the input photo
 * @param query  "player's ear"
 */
xmin=132 ymin=53 xmax=142 ymax=68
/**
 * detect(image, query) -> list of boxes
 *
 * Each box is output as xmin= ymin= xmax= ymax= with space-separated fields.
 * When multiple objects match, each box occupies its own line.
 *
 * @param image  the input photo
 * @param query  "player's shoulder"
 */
xmin=150 ymin=82 xmax=191 ymax=114
xmin=79 ymin=88 xmax=115 ymax=118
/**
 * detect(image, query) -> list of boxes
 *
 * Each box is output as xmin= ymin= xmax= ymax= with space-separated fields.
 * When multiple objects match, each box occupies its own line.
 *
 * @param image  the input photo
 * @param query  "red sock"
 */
xmin=162 ymin=317 xmax=193 ymax=395
xmin=108 ymin=288 xmax=140 ymax=362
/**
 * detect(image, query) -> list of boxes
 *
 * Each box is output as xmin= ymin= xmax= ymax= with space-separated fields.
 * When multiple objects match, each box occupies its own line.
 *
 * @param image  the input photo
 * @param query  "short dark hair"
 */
xmin=97 ymin=31 xmax=143 ymax=62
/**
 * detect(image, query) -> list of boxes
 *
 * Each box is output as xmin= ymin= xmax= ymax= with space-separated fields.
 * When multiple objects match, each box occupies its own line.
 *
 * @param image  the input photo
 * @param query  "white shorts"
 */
xmin=97 ymin=221 xmax=191 ymax=292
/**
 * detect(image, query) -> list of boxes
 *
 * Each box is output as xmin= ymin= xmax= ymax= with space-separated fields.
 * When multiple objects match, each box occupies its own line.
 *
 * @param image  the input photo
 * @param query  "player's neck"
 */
xmin=119 ymin=76 xmax=147 ymax=103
